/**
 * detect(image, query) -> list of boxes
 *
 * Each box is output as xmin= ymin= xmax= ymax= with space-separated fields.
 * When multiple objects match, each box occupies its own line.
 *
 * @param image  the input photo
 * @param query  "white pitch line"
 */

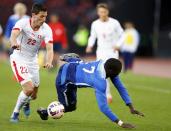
xmin=126 ymin=84 xmax=171 ymax=94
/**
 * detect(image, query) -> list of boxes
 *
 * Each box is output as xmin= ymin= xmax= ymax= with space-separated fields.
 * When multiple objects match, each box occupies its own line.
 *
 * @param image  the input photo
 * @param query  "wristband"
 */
xmin=118 ymin=120 xmax=123 ymax=126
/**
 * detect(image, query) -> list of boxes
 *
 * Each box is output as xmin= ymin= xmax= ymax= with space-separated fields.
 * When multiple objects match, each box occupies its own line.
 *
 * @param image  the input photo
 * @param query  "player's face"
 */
xmin=33 ymin=11 xmax=47 ymax=26
xmin=97 ymin=8 xmax=109 ymax=21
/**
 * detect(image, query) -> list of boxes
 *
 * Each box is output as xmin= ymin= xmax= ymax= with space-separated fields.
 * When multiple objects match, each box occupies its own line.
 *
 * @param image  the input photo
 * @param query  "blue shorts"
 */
xmin=55 ymin=64 xmax=78 ymax=112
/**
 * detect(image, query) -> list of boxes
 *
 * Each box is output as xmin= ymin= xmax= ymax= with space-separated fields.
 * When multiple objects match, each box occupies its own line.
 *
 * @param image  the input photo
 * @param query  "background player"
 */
xmin=86 ymin=3 xmax=125 ymax=103
xmin=48 ymin=13 xmax=68 ymax=69
xmin=5 ymin=2 xmax=29 ymax=39
xmin=120 ymin=22 xmax=140 ymax=72
xmin=37 ymin=53 xmax=144 ymax=129
xmin=10 ymin=3 xmax=53 ymax=122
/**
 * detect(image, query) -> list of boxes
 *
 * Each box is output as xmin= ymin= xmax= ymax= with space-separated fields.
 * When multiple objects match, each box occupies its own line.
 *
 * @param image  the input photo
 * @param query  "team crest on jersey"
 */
xmin=38 ymin=35 xmax=42 ymax=39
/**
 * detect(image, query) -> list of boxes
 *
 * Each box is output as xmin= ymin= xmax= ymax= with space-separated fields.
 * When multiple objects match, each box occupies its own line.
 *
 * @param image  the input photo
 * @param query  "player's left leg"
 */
xmin=64 ymin=83 xmax=77 ymax=112
xmin=56 ymin=83 xmax=77 ymax=113
xmin=22 ymin=64 xmax=40 ymax=118
xmin=23 ymin=86 xmax=38 ymax=118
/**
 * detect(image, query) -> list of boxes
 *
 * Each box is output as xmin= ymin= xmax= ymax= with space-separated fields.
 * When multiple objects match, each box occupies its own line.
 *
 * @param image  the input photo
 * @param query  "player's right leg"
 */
xmin=10 ymin=55 xmax=34 ymax=122
xmin=10 ymin=81 xmax=34 ymax=122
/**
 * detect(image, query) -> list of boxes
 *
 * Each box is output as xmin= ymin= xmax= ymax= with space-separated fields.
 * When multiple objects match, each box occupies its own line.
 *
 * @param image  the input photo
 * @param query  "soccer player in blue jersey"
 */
xmin=37 ymin=53 xmax=144 ymax=129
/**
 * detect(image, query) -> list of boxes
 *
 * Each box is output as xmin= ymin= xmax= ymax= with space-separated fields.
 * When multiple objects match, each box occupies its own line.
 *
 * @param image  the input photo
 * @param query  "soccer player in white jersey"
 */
xmin=86 ymin=3 xmax=124 ymax=103
xmin=9 ymin=3 xmax=53 ymax=122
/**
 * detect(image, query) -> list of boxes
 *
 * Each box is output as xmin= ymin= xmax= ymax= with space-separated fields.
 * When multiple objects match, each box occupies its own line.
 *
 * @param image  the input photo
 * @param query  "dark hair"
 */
xmin=104 ymin=58 xmax=122 ymax=78
xmin=96 ymin=3 xmax=109 ymax=10
xmin=31 ymin=3 xmax=47 ymax=14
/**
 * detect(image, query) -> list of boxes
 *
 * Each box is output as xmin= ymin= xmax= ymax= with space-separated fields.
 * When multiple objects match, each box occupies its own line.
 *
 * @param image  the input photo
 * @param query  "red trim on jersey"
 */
xmin=13 ymin=28 xmax=20 ymax=31
xmin=48 ymin=40 xmax=53 ymax=44
xmin=12 ymin=61 xmax=24 ymax=82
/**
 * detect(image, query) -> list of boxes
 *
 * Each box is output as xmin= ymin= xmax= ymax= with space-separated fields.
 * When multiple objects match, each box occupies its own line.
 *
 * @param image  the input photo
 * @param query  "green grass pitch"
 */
xmin=0 ymin=61 xmax=171 ymax=131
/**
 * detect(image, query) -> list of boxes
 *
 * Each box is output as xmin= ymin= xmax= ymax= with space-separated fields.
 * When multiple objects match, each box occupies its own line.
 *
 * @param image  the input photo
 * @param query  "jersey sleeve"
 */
xmin=12 ymin=19 xmax=26 ymax=32
xmin=44 ymin=25 xmax=53 ymax=44
xmin=111 ymin=76 xmax=132 ymax=105
xmin=94 ymin=79 xmax=119 ymax=122
xmin=87 ymin=22 xmax=97 ymax=47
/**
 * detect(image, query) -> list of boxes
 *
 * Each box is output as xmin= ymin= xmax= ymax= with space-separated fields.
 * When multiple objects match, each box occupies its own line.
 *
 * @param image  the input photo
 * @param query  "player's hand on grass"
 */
xmin=121 ymin=123 xmax=136 ymax=129
xmin=130 ymin=109 xmax=144 ymax=117
xmin=115 ymin=120 xmax=135 ymax=129
xmin=127 ymin=103 xmax=144 ymax=117
xmin=43 ymin=63 xmax=53 ymax=69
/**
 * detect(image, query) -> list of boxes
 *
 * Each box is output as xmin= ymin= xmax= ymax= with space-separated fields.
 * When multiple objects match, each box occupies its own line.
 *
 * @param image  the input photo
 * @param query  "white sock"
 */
xmin=12 ymin=91 xmax=29 ymax=114
xmin=24 ymin=96 xmax=32 ymax=105
xmin=106 ymin=79 xmax=112 ymax=97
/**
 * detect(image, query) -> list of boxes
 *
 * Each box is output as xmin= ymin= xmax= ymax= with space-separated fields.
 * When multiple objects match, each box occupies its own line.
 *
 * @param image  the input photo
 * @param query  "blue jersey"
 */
xmin=76 ymin=60 xmax=105 ymax=87
xmin=58 ymin=57 xmax=132 ymax=122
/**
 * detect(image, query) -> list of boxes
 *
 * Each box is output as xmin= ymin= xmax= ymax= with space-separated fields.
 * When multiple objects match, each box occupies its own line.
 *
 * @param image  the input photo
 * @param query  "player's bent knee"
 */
xmin=22 ymin=83 xmax=35 ymax=96
xmin=23 ymin=88 xmax=34 ymax=96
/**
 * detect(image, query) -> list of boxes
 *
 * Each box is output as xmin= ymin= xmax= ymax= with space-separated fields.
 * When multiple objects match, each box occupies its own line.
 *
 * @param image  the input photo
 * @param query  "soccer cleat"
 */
xmin=10 ymin=112 xmax=19 ymax=123
xmin=37 ymin=107 xmax=48 ymax=120
xmin=23 ymin=103 xmax=30 ymax=118
xmin=60 ymin=53 xmax=80 ymax=61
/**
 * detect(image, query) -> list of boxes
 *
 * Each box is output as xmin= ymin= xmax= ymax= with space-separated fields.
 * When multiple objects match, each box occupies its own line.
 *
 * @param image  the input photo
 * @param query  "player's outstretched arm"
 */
xmin=95 ymin=87 xmax=135 ymax=129
xmin=111 ymin=76 xmax=132 ymax=104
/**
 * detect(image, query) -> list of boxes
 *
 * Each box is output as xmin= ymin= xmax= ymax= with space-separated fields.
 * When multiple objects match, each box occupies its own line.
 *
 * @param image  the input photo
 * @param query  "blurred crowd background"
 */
xmin=0 ymin=0 xmax=170 ymax=76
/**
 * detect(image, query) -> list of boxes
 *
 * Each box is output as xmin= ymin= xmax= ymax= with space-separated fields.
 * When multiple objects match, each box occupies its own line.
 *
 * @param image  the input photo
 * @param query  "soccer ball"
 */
xmin=47 ymin=101 xmax=64 ymax=119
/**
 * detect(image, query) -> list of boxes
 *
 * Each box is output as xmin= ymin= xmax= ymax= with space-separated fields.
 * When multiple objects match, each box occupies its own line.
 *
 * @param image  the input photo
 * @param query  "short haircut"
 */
xmin=104 ymin=58 xmax=122 ymax=77
xmin=31 ymin=3 xmax=47 ymax=14
xmin=96 ymin=3 xmax=109 ymax=10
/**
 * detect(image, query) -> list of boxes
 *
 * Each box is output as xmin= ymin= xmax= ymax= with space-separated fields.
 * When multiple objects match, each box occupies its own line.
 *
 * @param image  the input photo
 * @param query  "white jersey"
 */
xmin=88 ymin=17 xmax=124 ymax=60
xmin=120 ymin=28 xmax=140 ymax=53
xmin=12 ymin=18 xmax=53 ymax=59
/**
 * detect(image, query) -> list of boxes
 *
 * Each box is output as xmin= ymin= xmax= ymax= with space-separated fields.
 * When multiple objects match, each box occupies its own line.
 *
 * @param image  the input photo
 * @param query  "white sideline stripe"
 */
xmin=126 ymin=84 xmax=171 ymax=94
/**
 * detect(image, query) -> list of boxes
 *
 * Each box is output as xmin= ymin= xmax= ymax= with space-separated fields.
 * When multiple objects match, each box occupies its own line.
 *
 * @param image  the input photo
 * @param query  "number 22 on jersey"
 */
xmin=27 ymin=38 xmax=36 ymax=45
